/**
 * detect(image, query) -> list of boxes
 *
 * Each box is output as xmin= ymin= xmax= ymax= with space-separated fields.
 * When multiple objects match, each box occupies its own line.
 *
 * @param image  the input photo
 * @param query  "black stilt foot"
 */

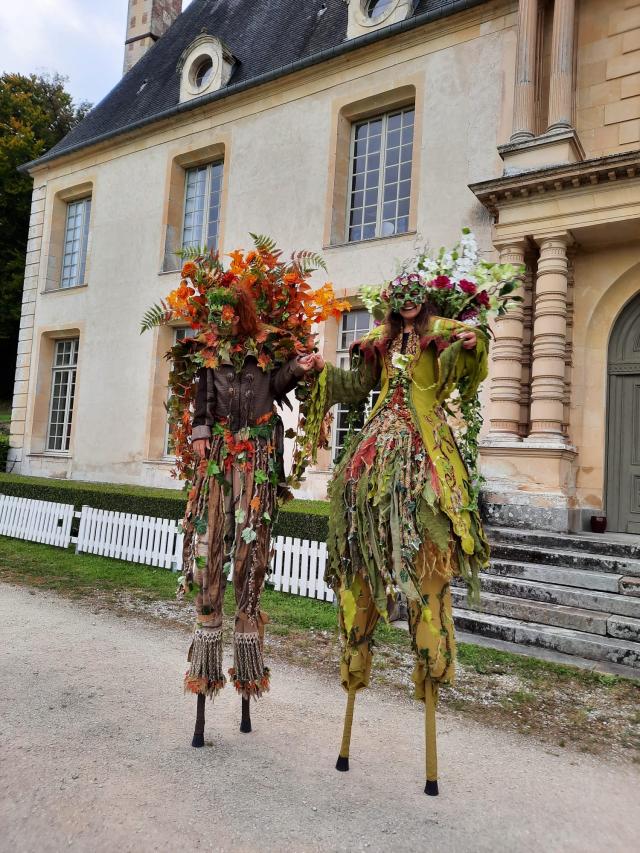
xmin=424 ymin=780 xmax=439 ymax=796
xmin=192 ymin=693 xmax=206 ymax=748
xmin=240 ymin=697 xmax=252 ymax=733
xmin=335 ymin=755 xmax=349 ymax=772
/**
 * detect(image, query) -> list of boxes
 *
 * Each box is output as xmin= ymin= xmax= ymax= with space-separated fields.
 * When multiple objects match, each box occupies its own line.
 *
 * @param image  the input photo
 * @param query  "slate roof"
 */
xmin=27 ymin=0 xmax=489 ymax=171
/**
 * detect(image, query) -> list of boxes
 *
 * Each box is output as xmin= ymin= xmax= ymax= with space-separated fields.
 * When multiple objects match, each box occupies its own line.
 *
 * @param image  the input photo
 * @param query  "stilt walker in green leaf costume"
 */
xmin=305 ymin=272 xmax=491 ymax=795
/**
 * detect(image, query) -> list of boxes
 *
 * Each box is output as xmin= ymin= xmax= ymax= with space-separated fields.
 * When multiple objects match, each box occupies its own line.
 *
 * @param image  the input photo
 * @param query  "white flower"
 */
xmin=391 ymin=352 xmax=411 ymax=371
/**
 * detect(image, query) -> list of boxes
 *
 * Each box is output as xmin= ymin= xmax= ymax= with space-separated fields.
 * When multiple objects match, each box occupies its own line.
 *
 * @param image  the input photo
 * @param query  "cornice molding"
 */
xmin=469 ymin=149 xmax=640 ymax=218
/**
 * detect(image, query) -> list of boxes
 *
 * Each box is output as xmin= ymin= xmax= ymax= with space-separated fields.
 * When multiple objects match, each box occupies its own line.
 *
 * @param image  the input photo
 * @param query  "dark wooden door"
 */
xmin=607 ymin=294 xmax=640 ymax=533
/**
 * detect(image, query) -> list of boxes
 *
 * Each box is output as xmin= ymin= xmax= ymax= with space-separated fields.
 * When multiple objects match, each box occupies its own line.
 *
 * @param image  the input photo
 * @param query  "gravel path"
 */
xmin=1 ymin=584 xmax=638 ymax=853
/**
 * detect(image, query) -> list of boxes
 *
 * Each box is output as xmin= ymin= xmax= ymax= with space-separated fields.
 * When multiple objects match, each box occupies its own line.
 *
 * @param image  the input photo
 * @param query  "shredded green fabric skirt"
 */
xmin=326 ymin=383 xmax=466 ymax=619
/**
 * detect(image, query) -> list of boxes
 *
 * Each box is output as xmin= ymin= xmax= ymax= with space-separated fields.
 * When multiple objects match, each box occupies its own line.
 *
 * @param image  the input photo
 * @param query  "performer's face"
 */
xmin=399 ymin=302 xmax=422 ymax=321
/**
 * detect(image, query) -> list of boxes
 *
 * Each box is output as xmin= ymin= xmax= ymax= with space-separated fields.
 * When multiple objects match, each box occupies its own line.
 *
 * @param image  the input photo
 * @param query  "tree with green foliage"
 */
xmin=0 ymin=72 xmax=91 ymax=398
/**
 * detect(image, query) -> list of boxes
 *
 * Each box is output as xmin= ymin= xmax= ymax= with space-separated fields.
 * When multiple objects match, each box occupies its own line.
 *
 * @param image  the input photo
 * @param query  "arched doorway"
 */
xmin=606 ymin=292 xmax=640 ymax=534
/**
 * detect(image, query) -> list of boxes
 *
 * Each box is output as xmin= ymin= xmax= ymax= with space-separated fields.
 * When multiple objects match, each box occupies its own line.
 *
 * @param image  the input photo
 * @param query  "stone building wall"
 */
xmin=10 ymin=2 xmax=517 ymax=494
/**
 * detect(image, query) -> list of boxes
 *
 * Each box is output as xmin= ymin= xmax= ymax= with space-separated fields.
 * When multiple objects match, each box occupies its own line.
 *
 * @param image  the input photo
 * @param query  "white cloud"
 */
xmin=0 ymin=0 xmax=194 ymax=105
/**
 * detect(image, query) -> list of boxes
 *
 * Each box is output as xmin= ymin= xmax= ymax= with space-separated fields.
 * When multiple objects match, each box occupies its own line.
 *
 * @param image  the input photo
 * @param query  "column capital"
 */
xmin=532 ymin=231 xmax=574 ymax=249
xmin=494 ymin=237 xmax=529 ymax=253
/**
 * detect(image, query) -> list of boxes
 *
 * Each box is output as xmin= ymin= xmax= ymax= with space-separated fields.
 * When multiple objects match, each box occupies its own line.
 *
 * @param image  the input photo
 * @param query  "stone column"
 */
xmin=529 ymin=235 xmax=570 ymax=443
xmin=487 ymin=243 xmax=527 ymax=441
xmin=511 ymin=0 xmax=539 ymax=142
xmin=547 ymin=0 xmax=576 ymax=132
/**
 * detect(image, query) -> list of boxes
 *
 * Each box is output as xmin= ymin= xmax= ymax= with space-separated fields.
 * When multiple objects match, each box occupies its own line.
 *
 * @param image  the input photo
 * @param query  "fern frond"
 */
xmin=176 ymin=245 xmax=208 ymax=262
xmin=290 ymin=249 xmax=327 ymax=274
xmin=250 ymin=232 xmax=278 ymax=255
xmin=140 ymin=301 xmax=172 ymax=334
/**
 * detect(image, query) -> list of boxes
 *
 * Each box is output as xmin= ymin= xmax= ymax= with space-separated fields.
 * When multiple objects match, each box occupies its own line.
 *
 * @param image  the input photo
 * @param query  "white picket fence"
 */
xmin=0 ymin=495 xmax=75 ymax=547
xmin=0 ymin=494 xmax=333 ymax=603
xmin=76 ymin=506 xmax=180 ymax=569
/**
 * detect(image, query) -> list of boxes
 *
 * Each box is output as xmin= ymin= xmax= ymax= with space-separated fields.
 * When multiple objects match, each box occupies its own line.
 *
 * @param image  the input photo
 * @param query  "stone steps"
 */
xmin=452 ymin=609 xmax=640 ymax=670
xmin=447 ymin=525 xmax=640 ymax=674
xmin=451 ymin=587 xmax=640 ymax=643
xmin=490 ymin=541 xmax=640 ymax=576
xmin=486 ymin=558 xmax=624 ymax=593
xmin=488 ymin=526 xmax=640 ymax=560
xmin=468 ymin=572 xmax=640 ymax=618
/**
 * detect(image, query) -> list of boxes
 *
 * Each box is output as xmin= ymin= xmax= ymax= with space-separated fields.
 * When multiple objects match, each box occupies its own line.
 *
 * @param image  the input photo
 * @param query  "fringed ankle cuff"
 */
xmin=228 ymin=666 xmax=271 ymax=699
xmin=184 ymin=627 xmax=225 ymax=699
xmin=230 ymin=632 xmax=270 ymax=698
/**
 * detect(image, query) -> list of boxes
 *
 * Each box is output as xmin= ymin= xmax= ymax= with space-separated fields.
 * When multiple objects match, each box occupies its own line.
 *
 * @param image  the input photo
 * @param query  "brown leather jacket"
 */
xmin=191 ymin=356 xmax=305 ymax=439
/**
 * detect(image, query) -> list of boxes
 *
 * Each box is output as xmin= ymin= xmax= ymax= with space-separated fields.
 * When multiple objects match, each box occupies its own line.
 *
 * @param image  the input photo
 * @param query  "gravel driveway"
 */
xmin=0 ymin=583 xmax=638 ymax=853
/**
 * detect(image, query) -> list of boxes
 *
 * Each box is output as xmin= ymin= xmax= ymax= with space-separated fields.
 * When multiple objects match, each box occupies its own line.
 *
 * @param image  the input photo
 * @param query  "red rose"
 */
xmin=459 ymin=279 xmax=477 ymax=295
xmin=431 ymin=275 xmax=452 ymax=290
xmin=460 ymin=307 xmax=479 ymax=321
xmin=475 ymin=289 xmax=490 ymax=307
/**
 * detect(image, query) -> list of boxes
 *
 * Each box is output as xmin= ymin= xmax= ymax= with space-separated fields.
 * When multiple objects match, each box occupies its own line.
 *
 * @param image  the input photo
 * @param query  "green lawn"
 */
xmin=0 ymin=535 xmax=632 ymax=689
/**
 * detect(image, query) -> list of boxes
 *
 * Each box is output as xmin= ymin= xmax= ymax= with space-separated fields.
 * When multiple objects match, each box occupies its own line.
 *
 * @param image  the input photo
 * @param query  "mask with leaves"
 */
xmin=382 ymin=272 xmax=429 ymax=312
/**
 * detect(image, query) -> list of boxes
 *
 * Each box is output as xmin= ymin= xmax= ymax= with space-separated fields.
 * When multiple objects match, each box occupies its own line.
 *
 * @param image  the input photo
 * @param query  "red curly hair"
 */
xmin=232 ymin=284 xmax=260 ymax=338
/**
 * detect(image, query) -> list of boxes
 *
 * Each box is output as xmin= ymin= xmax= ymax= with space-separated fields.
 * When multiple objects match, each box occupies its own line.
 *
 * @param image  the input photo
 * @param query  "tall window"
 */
xmin=347 ymin=107 xmax=414 ymax=242
xmin=47 ymin=338 xmax=79 ymax=452
xmin=61 ymin=198 xmax=91 ymax=288
xmin=332 ymin=309 xmax=379 ymax=461
xmin=166 ymin=327 xmax=197 ymax=455
xmin=182 ymin=161 xmax=223 ymax=251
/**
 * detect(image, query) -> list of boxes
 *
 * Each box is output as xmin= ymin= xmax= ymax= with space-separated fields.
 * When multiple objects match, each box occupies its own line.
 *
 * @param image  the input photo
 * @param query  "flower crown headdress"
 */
xmin=381 ymin=272 xmax=429 ymax=312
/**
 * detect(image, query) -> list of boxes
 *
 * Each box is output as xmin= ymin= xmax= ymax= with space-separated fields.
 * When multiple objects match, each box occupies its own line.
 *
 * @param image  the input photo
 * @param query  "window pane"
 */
xmin=348 ymin=106 xmax=414 ymax=243
xmin=48 ymin=339 xmax=79 ymax=452
xmin=206 ymin=161 xmax=224 ymax=250
xmin=61 ymin=199 xmax=90 ymax=288
xmin=333 ymin=312 xmax=378 ymax=459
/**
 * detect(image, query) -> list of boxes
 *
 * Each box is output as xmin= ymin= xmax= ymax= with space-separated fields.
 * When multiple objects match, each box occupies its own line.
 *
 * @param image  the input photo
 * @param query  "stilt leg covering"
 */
xmin=424 ymin=676 xmax=439 ymax=796
xmin=228 ymin=632 xmax=270 ymax=699
xmin=184 ymin=627 xmax=225 ymax=699
xmin=336 ymin=687 xmax=356 ymax=771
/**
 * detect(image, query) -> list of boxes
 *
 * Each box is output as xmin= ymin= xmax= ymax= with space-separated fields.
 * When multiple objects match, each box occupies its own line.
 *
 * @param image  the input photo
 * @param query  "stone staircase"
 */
xmin=451 ymin=527 xmax=640 ymax=676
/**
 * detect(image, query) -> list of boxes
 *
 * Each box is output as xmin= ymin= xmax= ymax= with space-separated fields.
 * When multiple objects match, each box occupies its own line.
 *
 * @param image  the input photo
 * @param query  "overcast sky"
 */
xmin=0 ymin=0 xmax=194 ymax=107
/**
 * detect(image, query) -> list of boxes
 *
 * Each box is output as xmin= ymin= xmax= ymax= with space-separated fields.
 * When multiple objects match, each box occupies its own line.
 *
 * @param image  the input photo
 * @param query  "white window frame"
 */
xmin=60 ymin=197 xmax=91 ymax=288
xmin=346 ymin=106 xmax=414 ymax=243
xmin=46 ymin=338 xmax=79 ymax=452
xmin=181 ymin=161 xmax=224 ymax=251
xmin=165 ymin=327 xmax=197 ymax=456
xmin=331 ymin=309 xmax=379 ymax=462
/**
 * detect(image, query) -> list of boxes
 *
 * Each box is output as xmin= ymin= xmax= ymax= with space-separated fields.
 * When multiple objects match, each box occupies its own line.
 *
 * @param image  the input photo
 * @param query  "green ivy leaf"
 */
xmin=241 ymin=527 xmax=257 ymax=544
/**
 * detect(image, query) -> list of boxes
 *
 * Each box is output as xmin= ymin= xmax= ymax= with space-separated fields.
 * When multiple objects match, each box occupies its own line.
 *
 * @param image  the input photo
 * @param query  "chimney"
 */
xmin=123 ymin=0 xmax=183 ymax=75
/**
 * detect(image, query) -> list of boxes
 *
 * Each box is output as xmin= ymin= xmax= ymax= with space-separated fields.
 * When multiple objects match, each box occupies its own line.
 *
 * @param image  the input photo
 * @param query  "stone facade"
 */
xmin=8 ymin=0 xmax=640 ymax=536
xmin=472 ymin=0 xmax=640 ymax=533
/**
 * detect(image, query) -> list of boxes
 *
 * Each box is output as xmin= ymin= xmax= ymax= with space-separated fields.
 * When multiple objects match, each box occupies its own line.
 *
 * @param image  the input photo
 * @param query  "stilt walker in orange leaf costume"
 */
xmin=302 ymin=230 xmax=522 ymax=794
xmin=141 ymin=234 xmax=349 ymax=744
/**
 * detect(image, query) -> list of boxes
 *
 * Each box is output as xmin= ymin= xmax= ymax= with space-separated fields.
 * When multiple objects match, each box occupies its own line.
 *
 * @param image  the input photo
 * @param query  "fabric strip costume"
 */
xmin=307 ymin=300 xmax=490 ymax=792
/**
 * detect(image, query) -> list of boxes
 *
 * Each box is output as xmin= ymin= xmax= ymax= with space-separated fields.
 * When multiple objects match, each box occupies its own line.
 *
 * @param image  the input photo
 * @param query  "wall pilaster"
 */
xmin=7 ymin=183 xmax=46 ymax=472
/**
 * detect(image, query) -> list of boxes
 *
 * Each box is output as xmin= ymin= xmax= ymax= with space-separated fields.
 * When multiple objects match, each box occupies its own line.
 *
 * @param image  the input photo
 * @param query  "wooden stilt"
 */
xmin=336 ymin=687 xmax=356 ymax=771
xmin=240 ymin=696 xmax=252 ymax=733
xmin=424 ymin=677 xmax=439 ymax=795
xmin=192 ymin=693 xmax=206 ymax=748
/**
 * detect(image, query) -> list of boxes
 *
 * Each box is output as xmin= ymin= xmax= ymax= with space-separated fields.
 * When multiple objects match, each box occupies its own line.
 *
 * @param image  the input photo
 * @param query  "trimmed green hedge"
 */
xmin=0 ymin=436 xmax=8 ymax=467
xmin=0 ymin=472 xmax=329 ymax=541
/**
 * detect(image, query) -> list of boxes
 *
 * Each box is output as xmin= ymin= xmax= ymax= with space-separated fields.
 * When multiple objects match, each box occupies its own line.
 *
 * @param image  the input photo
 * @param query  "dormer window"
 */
xmin=178 ymin=35 xmax=236 ymax=103
xmin=365 ymin=0 xmax=395 ymax=20
xmin=347 ymin=0 xmax=416 ymax=40
xmin=193 ymin=57 xmax=214 ymax=89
